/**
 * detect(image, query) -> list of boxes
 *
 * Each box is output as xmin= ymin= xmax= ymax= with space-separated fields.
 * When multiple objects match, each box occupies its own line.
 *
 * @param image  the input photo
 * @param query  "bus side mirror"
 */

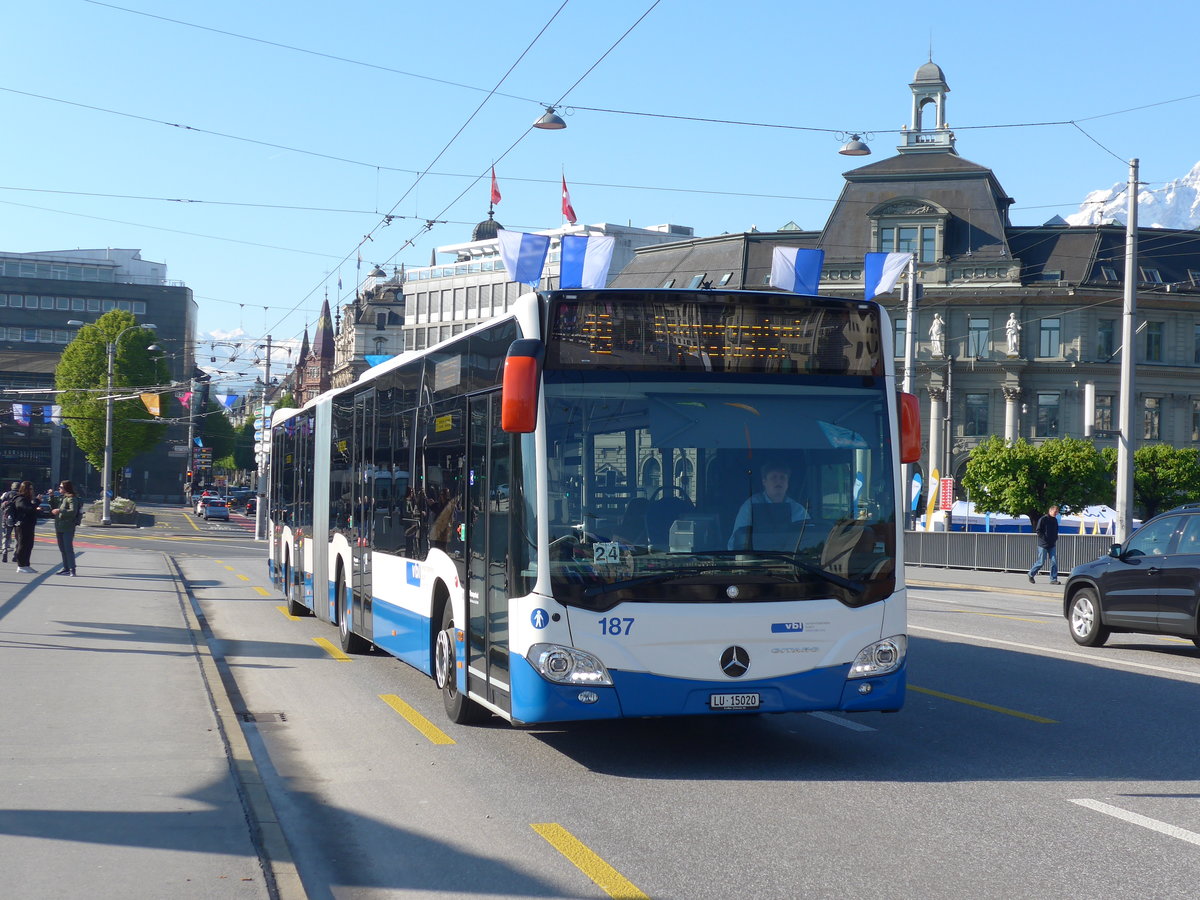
xmin=502 ymin=339 xmax=545 ymax=433
xmin=899 ymin=392 xmax=921 ymax=463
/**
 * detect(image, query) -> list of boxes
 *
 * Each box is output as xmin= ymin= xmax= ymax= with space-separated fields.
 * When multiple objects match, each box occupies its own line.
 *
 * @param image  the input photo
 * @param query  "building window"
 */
xmin=967 ymin=318 xmax=989 ymax=357
xmin=1095 ymin=394 xmax=1114 ymax=432
xmin=1100 ymin=265 xmax=1119 ymax=281
xmin=1194 ymin=324 xmax=1200 ymax=364
xmin=1036 ymin=393 xmax=1060 ymax=437
xmin=1193 ymin=401 xmax=1200 ymax=441
xmin=1144 ymin=321 xmax=1163 ymax=362
xmin=964 ymin=393 xmax=989 ymax=436
xmin=880 ymin=225 xmax=937 ymax=263
xmin=1038 ymin=318 xmax=1061 ymax=358
xmin=661 ymin=278 xmax=675 ymax=288
xmin=1097 ymin=318 xmax=1116 ymax=360
xmin=1139 ymin=267 xmax=1163 ymax=284
xmin=719 ymin=272 xmax=734 ymax=286
xmin=1144 ymin=397 xmax=1161 ymax=440
xmin=894 ymin=318 xmax=907 ymax=358
xmin=1189 ymin=269 xmax=1200 ymax=286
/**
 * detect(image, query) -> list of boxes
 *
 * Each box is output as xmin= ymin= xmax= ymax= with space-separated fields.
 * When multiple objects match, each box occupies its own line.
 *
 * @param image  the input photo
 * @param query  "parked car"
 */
xmin=1064 ymin=503 xmax=1200 ymax=649
xmin=203 ymin=500 xmax=230 ymax=521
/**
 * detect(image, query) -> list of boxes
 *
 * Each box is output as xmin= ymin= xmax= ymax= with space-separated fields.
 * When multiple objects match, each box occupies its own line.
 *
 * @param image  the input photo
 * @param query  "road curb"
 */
xmin=166 ymin=553 xmax=307 ymax=900
xmin=907 ymin=577 xmax=1064 ymax=601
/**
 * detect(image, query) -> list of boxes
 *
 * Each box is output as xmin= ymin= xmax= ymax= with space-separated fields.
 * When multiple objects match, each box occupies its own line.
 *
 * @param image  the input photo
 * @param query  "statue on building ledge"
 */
xmin=929 ymin=313 xmax=945 ymax=358
xmin=1005 ymin=312 xmax=1021 ymax=357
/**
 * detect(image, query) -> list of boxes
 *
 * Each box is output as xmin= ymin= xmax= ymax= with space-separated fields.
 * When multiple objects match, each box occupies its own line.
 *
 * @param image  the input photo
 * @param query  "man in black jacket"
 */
xmin=1028 ymin=504 xmax=1060 ymax=585
xmin=0 ymin=481 xmax=19 ymax=564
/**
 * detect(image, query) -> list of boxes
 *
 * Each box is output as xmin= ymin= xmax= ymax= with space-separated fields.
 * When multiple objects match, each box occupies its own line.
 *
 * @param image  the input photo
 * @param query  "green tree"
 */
xmin=56 ymin=310 xmax=169 ymax=493
xmin=960 ymin=436 xmax=1111 ymax=530
xmin=228 ymin=418 xmax=257 ymax=472
xmin=1131 ymin=443 xmax=1200 ymax=519
xmin=199 ymin=399 xmax=236 ymax=469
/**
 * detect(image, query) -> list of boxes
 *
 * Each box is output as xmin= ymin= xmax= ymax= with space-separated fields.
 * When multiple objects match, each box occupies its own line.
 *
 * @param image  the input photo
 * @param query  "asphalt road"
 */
xmin=167 ymin=547 xmax=1200 ymax=900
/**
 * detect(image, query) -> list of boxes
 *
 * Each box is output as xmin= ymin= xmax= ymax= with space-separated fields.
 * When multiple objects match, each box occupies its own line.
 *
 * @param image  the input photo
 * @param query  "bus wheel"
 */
xmin=337 ymin=572 xmax=370 ymax=654
xmin=286 ymin=560 xmax=310 ymax=618
xmin=435 ymin=604 xmax=486 ymax=724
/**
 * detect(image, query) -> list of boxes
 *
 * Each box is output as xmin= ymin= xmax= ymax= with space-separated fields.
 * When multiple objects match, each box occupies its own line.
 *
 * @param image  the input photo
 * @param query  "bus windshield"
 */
xmin=542 ymin=371 xmax=897 ymax=611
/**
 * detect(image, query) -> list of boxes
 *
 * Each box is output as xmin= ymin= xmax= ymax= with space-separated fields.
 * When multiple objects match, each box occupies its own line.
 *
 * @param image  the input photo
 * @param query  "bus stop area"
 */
xmin=0 ymin=545 xmax=290 ymax=899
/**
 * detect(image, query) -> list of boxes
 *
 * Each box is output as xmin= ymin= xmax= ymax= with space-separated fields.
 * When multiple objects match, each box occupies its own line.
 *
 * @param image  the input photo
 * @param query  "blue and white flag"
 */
xmin=559 ymin=234 xmax=615 ymax=289
xmin=12 ymin=403 xmax=29 ymax=426
xmin=496 ymin=229 xmax=551 ymax=287
xmin=364 ymin=354 xmax=393 ymax=368
xmin=863 ymin=252 xmax=911 ymax=300
xmin=910 ymin=472 xmax=923 ymax=512
xmin=769 ymin=247 xmax=825 ymax=294
xmin=47 ymin=404 xmax=62 ymax=426
xmin=216 ymin=394 xmax=237 ymax=410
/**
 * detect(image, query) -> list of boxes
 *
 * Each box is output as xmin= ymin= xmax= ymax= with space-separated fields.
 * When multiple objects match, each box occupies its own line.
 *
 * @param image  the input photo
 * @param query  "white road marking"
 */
xmin=806 ymin=711 xmax=877 ymax=732
xmin=1070 ymin=799 xmax=1200 ymax=848
xmin=911 ymin=625 xmax=1200 ymax=681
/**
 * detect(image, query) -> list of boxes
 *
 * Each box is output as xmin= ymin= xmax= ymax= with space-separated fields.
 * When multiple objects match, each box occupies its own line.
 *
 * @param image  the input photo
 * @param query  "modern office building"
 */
xmin=0 ymin=249 xmax=197 ymax=497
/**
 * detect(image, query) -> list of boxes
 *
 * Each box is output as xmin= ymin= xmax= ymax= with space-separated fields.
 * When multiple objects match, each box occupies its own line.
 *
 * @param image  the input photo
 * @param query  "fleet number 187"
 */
xmin=600 ymin=617 xmax=635 ymax=636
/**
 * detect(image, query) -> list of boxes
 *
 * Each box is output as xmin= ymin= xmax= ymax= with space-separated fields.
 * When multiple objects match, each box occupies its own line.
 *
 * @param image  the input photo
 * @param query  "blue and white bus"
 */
xmin=268 ymin=288 xmax=921 ymax=724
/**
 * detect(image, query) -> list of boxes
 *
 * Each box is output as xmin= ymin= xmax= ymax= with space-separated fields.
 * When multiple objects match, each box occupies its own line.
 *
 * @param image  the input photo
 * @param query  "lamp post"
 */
xmin=70 ymin=320 xmax=156 ymax=526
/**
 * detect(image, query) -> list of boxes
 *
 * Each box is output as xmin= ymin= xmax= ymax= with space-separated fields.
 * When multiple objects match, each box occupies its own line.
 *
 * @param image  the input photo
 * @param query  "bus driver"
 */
xmin=728 ymin=461 xmax=809 ymax=551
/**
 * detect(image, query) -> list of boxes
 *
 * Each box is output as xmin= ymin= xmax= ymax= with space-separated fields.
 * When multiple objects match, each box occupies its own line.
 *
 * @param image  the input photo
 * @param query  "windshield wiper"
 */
xmin=699 ymin=550 xmax=865 ymax=593
xmin=581 ymin=564 xmax=790 ymax=597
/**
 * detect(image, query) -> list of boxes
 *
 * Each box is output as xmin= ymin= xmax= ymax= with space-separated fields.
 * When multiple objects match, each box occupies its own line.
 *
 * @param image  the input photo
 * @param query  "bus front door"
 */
xmin=466 ymin=392 xmax=511 ymax=715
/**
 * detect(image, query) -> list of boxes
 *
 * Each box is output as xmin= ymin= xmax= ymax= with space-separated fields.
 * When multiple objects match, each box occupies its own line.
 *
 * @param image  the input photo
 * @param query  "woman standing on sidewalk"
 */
xmin=51 ymin=479 xmax=81 ymax=576
xmin=11 ymin=481 xmax=40 ymax=574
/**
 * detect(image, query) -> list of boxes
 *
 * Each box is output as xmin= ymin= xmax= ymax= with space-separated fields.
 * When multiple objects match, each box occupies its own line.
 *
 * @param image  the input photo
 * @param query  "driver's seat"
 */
xmin=645 ymin=495 xmax=694 ymax=550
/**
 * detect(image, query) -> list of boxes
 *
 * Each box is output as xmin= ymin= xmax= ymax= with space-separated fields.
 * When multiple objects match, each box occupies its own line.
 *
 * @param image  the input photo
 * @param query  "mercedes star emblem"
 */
xmin=720 ymin=645 xmax=750 ymax=678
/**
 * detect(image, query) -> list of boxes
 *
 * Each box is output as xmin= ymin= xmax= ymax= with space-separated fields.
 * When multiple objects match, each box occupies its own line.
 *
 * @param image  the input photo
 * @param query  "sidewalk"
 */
xmin=0 ymin=544 xmax=271 ymax=898
xmin=905 ymin=563 xmax=1066 ymax=599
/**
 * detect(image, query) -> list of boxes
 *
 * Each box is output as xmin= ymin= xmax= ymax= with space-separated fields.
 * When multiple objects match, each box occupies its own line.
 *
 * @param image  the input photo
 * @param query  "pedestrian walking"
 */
xmin=51 ymin=479 xmax=82 ymax=576
xmin=1029 ymin=503 xmax=1060 ymax=585
xmin=0 ymin=481 xmax=19 ymax=563
xmin=11 ymin=481 xmax=41 ymax=573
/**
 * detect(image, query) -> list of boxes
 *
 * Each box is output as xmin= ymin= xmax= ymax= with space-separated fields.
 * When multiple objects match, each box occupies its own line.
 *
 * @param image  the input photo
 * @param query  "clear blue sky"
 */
xmin=4 ymin=0 xmax=1197 ymax=386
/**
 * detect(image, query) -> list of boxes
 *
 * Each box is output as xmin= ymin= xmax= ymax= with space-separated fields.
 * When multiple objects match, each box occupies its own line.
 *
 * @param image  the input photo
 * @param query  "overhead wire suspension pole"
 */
xmin=1115 ymin=159 xmax=1139 ymax=544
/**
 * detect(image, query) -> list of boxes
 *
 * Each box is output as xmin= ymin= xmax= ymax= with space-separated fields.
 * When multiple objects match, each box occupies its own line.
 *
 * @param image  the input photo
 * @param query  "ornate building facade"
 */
xmin=612 ymin=61 xmax=1200 ymax=504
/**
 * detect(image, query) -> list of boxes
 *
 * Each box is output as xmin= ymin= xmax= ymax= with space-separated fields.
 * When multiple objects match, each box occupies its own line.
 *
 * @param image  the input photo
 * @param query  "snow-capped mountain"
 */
xmin=1066 ymin=160 xmax=1200 ymax=229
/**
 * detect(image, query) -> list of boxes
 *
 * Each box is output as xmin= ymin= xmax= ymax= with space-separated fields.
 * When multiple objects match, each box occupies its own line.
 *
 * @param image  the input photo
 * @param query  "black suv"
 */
xmin=1065 ymin=504 xmax=1200 ymax=649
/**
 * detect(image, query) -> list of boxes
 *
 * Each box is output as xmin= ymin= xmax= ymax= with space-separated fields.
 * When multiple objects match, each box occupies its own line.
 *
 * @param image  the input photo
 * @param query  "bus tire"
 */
xmin=435 ymin=602 xmax=486 ymax=724
xmin=286 ymin=554 xmax=310 ymax=618
xmin=337 ymin=568 xmax=371 ymax=654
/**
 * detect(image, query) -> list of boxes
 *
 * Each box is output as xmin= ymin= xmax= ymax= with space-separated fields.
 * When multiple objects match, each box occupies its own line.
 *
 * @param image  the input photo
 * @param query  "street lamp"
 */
xmin=70 ymin=320 xmax=157 ymax=526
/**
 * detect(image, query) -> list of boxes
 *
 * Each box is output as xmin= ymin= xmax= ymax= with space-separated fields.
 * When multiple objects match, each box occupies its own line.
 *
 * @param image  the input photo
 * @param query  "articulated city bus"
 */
xmin=268 ymin=288 xmax=921 ymax=724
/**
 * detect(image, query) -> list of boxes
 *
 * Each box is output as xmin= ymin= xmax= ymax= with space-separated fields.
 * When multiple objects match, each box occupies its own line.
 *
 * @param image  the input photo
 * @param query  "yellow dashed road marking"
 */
xmin=531 ymin=823 xmax=649 ymax=899
xmin=908 ymin=684 xmax=1057 ymax=723
xmin=312 ymin=637 xmax=351 ymax=661
xmin=379 ymin=694 xmax=456 ymax=745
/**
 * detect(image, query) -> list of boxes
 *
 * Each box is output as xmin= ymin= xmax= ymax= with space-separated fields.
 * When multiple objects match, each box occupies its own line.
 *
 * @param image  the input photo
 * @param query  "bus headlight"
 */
xmin=528 ymin=643 xmax=613 ymax=686
xmin=847 ymin=635 xmax=907 ymax=679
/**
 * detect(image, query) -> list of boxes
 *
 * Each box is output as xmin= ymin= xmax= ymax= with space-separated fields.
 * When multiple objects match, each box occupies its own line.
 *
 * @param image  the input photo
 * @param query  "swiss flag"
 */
xmin=561 ymin=175 xmax=577 ymax=225
xmin=490 ymin=166 xmax=501 ymax=206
